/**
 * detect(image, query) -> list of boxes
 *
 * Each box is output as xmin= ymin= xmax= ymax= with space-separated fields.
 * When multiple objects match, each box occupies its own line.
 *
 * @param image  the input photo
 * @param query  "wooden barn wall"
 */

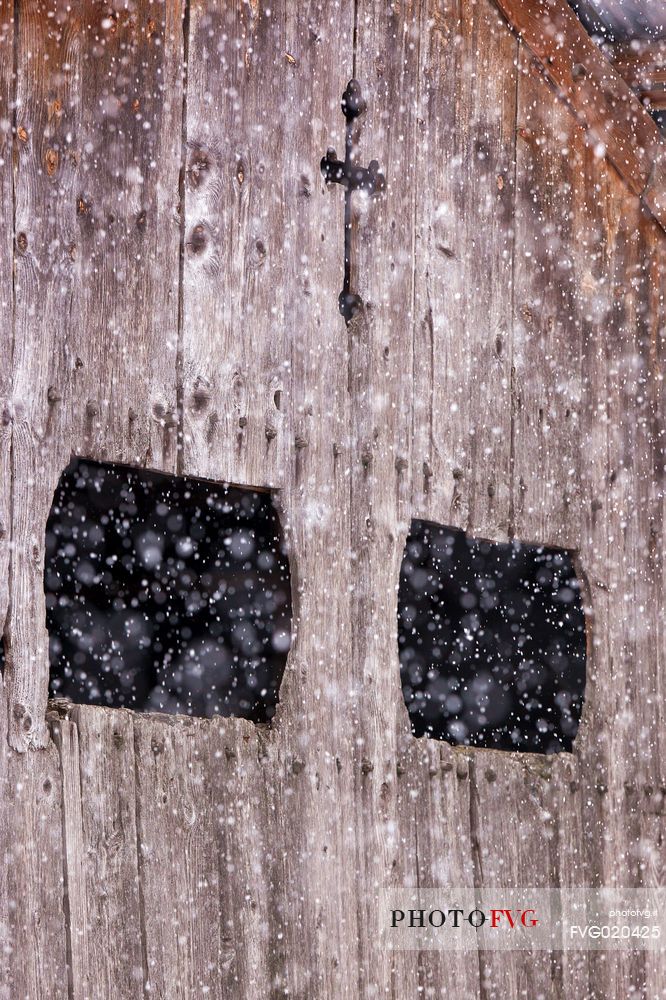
xmin=0 ymin=0 xmax=663 ymax=997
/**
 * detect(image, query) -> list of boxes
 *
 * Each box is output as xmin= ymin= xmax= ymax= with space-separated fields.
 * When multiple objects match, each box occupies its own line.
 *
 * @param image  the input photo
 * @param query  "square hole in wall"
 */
xmin=398 ymin=520 xmax=586 ymax=754
xmin=45 ymin=458 xmax=292 ymax=720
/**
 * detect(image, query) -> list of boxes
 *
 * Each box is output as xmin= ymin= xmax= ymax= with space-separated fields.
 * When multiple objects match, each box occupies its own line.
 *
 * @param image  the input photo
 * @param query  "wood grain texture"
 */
xmin=66 ymin=0 xmax=184 ymax=473
xmin=182 ymin=1 xmax=361 ymax=994
xmin=182 ymin=0 xmax=289 ymax=488
xmin=58 ymin=706 xmax=146 ymax=1000
xmin=473 ymin=48 xmax=665 ymax=997
xmin=0 ymin=0 xmax=664 ymax=996
xmin=470 ymin=751 xmax=579 ymax=998
xmin=644 ymin=153 xmax=666 ymax=231
xmin=134 ymin=715 xmax=222 ymax=998
xmin=575 ymin=161 xmax=665 ymax=950
xmin=411 ymin=0 xmax=518 ymax=540
xmin=49 ymin=713 xmax=92 ymax=1000
xmin=0 ymin=0 xmax=13 ymax=670
xmin=6 ymin=0 xmax=77 ymax=749
xmin=491 ymin=0 xmax=666 ymax=225
xmin=608 ymin=40 xmax=666 ymax=110
xmin=511 ymin=45 xmax=584 ymax=548
xmin=352 ymin=1 xmax=427 ymax=993
xmin=251 ymin=2 xmax=359 ymax=992
xmin=7 ymin=0 xmax=184 ymax=749
xmin=0 ymin=677 xmax=68 ymax=997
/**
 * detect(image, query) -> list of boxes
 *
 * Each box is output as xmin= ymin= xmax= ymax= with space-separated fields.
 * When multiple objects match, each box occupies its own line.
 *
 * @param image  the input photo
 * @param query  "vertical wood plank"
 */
xmin=55 ymin=707 xmax=145 ymax=1000
xmin=8 ymin=0 xmax=82 ymax=749
xmin=469 ymin=752 xmax=582 ymax=997
xmin=8 ymin=0 xmax=184 ymax=750
xmin=2 ymin=16 xmax=76 ymax=996
xmin=352 ymin=2 xmax=450 ymax=996
xmin=67 ymin=0 xmax=184 ymax=471
xmin=0 ymin=0 xmax=13 ymax=656
xmin=182 ymin=0 xmax=290 ymax=487
xmin=182 ymin=0 xmax=360 ymax=994
xmin=575 ymin=150 xmax=665 ymax=999
xmin=405 ymin=741 xmax=482 ymax=998
xmin=133 ymin=715 xmax=221 ymax=999
xmin=270 ymin=6 xmax=358 ymax=994
xmin=50 ymin=714 xmax=91 ymax=1000
xmin=511 ymin=47 xmax=583 ymax=548
xmin=0 ymin=33 xmax=14 ymax=978
xmin=412 ymin=0 xmax=518 ymax=541
xmin=0 ymin=678 xmax=69 ymax=997
xmin=208 ymin=721 xmax=273 ymax=996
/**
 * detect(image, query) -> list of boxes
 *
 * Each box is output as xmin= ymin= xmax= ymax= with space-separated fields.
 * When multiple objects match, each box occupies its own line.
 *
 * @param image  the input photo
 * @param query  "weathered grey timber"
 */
xmin=0 ymin=0 xmax=663 ymax=997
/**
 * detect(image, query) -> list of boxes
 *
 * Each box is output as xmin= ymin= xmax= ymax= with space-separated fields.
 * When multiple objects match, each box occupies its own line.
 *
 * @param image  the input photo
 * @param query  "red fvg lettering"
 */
xmin=490 ymin=909 xmax=515 ymax=928
xmin=490 ymin=909 xmax=538 ymax=928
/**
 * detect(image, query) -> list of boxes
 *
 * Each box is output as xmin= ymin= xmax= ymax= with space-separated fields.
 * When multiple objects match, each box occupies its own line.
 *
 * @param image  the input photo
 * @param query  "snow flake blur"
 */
xmin=45 ymin=459 xmax=292 ymax=720
xmin=398 ymin=521 xmax=586 ymax=754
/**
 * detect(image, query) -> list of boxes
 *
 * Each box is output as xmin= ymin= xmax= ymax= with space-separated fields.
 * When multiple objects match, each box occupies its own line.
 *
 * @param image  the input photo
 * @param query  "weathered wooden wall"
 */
xmin=0 ymin=0 xmax=663 ymax=997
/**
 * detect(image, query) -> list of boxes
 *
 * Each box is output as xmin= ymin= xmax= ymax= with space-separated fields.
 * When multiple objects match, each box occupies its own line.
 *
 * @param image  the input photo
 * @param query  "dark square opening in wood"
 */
xmin=45 ymin=458 xmax=292 ymax=721
xmin=398 ymin=520 xmax=586 ymax=754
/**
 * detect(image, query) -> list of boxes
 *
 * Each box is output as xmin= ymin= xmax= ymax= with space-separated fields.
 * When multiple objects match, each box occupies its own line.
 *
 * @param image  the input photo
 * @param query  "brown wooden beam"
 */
xmin=607 ymin=40 xmax=666 ymax=111
xmin=492 ymin=0 xmax=666 ymax=232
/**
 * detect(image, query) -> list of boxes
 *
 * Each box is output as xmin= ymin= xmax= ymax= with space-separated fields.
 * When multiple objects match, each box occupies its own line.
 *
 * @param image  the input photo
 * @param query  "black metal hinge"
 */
xmin=321 ymin=79 xmax=385 ymax=324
